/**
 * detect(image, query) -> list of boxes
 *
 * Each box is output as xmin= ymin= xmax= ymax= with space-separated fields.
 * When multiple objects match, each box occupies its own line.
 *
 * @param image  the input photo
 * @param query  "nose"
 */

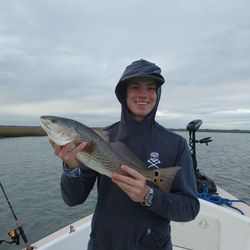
xmin=137 ymin=87 xmax=147 ymax=98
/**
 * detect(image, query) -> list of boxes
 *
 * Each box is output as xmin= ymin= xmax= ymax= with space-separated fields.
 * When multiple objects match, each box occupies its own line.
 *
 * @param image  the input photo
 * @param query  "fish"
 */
xmin=40 ymin=115 xmax=180 ymax=193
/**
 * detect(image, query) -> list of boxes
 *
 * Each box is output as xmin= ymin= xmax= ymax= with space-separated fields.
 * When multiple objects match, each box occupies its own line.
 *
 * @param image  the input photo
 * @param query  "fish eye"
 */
xmin=51 ymin=119 xmax=57 ymax=124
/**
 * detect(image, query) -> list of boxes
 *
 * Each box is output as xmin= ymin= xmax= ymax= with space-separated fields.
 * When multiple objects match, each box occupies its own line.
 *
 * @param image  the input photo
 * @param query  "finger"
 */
xmin=112 ymin=172 xmax=145 ymax=193
xmin=62 ymin=142 xmax=88 ymax=162
xmin=48 ymin=139 xmax=61 ymax=154
xmin=53 ymin=144 xmax=63 ymax=155
xmin=113 ymin=179 xmax=145 ymax=202
xmin=120 ymin=165 xmax=145 ymax=180
xmin=58 ymin=144 xmax=72 ymax=157
xmin=71 ymin=141 xmax=88 ymax=154
xmin=112 ymin=172 xmax=136 ymax=186
xmin=112 ymin=179 xmax=136 ymax=195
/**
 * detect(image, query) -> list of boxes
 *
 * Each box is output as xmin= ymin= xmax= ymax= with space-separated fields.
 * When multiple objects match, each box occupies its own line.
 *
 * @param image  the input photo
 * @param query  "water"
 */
xmin=0 ymin=132 xmax=249 ymax=250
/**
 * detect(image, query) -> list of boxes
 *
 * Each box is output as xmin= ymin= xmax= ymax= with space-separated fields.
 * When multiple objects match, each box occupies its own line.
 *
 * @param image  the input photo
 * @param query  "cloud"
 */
xmin=0 ymin=0 xmax=250 ymax=129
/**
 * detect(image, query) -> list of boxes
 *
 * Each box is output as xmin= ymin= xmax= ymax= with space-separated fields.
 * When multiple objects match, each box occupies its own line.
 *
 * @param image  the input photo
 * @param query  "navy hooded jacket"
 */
xmin=61 ymin=59 xmax=200 ymax=250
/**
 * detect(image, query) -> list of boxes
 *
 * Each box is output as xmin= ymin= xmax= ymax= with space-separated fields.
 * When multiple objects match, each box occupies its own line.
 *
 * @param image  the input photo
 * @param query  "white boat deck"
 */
xmin=216 ymin=186 xmax=250 ymax=217
xmin=31 ymin=187 xmax=250 ymax=250
xmin=32 ymin=215 xmax=190 ymax=250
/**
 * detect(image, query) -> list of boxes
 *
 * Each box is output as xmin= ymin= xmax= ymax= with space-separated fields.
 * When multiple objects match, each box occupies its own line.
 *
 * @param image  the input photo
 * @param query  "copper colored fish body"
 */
xmin=41 ymin=116 xmax=180 ymax=193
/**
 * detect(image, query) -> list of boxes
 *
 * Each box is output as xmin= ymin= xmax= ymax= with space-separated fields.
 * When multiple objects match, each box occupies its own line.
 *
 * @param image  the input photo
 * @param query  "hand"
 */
xmin=49 ymin=140 xmax=88 ymax=169
xmin=112 ymin=165 xmax=149 ymax=203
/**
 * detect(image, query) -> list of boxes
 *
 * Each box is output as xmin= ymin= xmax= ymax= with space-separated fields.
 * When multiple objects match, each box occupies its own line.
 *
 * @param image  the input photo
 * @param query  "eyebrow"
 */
xmin=128 ymin=81 xmax=157 ymax=87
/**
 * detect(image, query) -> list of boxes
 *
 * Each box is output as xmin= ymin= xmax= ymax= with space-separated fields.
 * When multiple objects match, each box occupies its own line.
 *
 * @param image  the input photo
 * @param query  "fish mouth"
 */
xmin=40 ymin=119 xmax=52 ymax=134
xmin=40 ymin=119 xmax=49 ymax=130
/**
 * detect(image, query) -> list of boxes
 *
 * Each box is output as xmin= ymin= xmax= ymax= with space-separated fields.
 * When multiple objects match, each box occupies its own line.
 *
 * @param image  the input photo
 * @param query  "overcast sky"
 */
xmin=0 ymin=0 xmax=249 ymax=129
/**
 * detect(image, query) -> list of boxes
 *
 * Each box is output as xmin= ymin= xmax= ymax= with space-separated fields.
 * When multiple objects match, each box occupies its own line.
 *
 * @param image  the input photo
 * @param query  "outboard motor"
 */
xmin=186 ymin=119 xmax=217 ymax=194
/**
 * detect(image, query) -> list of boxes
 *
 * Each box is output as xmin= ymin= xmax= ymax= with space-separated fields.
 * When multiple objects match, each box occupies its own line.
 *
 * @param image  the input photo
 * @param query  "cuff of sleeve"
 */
xmin=63 ymin=162 xmax=81 ymax=178
xmin=148 ymin=186 xmax=171 ymax=214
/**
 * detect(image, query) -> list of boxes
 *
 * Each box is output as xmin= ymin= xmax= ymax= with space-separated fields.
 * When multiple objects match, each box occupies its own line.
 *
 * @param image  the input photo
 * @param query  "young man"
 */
xmin=52 ymin=59 xmax=200 ymax=250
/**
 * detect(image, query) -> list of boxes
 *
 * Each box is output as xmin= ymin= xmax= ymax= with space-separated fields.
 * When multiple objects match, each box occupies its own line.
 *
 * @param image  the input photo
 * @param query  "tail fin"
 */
xmin=152 ymin=166 xmax=181 ymax=194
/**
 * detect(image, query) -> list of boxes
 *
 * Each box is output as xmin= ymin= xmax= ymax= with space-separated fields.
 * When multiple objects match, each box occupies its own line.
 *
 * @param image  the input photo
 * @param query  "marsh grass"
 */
xmin=1 ymin=125 xmax=249 ymax=139
xmin=0 ymin=126 xmax=46 ymax=138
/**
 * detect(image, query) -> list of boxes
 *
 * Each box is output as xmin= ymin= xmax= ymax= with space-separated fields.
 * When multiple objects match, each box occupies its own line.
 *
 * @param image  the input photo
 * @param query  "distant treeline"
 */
xmin=172 ymin=128 xmax=250 ymax=134
xmin=0 ymin=126 xmax=46 ymax=138
xmin=0 ymin=125 xmax=250 ymax=138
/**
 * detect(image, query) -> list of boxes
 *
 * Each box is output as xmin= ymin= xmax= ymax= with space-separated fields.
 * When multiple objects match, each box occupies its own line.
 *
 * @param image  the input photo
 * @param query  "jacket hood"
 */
xmin=114 ymin=59 xmax=165 ymax=139
xmin=115 ymin=59 xmax=165 ymax=104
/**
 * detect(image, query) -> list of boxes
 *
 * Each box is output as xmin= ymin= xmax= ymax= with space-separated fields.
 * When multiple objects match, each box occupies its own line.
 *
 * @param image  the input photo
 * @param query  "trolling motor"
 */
xmin=186 ymin=119 xmax=217 ymax=194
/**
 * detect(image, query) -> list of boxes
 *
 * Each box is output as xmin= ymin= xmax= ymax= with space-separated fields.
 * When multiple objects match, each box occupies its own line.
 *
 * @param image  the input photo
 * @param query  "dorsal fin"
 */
xmin=92 ymin=128 xmax=109 ymax=142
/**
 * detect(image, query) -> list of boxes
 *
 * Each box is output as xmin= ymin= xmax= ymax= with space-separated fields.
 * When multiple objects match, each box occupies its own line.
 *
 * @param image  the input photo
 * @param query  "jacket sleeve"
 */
xmin=61 ymin=164 xmax=98 ymax=206
xmin=147 ymin=139 xmax=200 ymax=222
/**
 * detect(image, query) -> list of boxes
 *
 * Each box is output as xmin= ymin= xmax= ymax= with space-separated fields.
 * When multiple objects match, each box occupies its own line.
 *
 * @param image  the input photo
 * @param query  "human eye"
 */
xmin=148 ymin=84 xmax=157 ymax=91
xmin=128 ymin=83 xmax=139 ymax=90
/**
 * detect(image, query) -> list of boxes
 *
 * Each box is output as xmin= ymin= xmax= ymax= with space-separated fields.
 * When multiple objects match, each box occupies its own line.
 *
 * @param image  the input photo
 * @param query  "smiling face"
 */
xmin=126 ymin=77 xmax=157 ymax=122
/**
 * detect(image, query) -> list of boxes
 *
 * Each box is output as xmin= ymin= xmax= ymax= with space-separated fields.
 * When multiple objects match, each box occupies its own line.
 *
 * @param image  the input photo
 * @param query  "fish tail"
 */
xmin=151 ymin=166 xmax=181 ymax=193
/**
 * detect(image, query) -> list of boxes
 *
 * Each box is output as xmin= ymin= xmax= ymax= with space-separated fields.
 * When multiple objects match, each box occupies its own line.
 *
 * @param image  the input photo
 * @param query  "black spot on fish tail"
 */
xmin=154 ymin=171 xmax=159 ymax=177
xmin=151 ymin=166 xmax=181 ymax=194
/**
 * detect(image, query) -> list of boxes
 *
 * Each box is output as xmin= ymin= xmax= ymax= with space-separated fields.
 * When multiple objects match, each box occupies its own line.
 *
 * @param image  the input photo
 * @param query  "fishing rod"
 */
xmin=0 ymin=181 xmax=33 ymax=250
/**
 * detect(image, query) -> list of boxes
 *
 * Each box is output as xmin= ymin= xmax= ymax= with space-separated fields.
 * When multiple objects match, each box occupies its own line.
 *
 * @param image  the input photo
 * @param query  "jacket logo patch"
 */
xmin=147 ymin=152 xmax=161 ymax=169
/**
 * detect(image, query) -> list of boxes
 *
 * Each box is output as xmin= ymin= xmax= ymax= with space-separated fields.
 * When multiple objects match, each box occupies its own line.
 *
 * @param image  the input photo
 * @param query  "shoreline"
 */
xmin=171 ymin=128 xmax=250 ymax=134
xmin=0 ymin=126 xmax=46 ymax=138
xmin=1 ymin=125 xmax=250 ymax=138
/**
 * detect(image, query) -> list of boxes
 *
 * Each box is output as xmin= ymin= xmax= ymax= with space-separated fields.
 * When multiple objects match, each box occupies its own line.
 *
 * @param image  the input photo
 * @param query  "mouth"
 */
xmin=135 ymin=101 xmax=149 ymax=105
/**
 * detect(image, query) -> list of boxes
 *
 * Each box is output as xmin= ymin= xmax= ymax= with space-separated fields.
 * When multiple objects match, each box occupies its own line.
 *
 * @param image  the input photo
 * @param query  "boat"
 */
xmin=2 ymin=120 xmax=249 ymax=250
xmin=31 ymin=189 xmax=250 ymax=250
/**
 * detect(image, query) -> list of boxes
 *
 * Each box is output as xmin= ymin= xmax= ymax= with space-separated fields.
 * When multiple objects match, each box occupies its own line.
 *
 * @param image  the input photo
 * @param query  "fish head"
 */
xmin=40 ymin=116 xmax=79 ymax=146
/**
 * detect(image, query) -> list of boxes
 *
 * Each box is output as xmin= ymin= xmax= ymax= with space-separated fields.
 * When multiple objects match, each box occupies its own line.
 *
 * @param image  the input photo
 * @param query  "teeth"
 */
xmin=136 ymin=101 xmax=148 ymax=105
